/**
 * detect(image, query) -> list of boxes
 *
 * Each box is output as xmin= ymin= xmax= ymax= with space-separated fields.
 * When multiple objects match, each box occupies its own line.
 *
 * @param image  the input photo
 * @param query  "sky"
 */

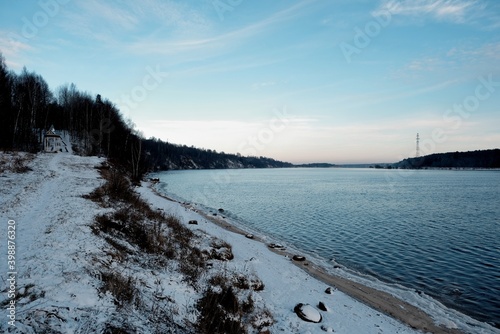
xmin=1 ymin=0 xmax=499 ymax=164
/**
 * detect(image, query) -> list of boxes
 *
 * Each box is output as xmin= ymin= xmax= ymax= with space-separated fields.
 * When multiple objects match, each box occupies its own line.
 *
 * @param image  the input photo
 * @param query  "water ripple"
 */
xmin=155 ymin=168 xmax=500 ymax=327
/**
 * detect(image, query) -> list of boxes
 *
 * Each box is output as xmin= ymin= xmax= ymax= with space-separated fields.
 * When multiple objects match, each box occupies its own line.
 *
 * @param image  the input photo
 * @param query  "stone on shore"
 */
xmin=321 ymin=325 xmax=334 ymax=332
xmin=318 ymin=301 xmax=328 ymax=312
xmin=325 ymin=287 xmax=336 ymax=294
xmin=292 ymin=255 xmax=306 ymax=262
xmin=294 ymin=303 xmax=322 ymax=323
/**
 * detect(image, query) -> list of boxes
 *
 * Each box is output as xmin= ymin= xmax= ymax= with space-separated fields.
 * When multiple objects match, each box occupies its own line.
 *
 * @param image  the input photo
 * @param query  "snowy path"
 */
xmin=1 ymin=152 xmax=110 ymax=333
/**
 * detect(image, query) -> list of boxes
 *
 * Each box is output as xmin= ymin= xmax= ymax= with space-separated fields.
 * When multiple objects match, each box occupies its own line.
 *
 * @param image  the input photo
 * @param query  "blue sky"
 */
xmin=1 ymin=0 xmax=499 ymax=163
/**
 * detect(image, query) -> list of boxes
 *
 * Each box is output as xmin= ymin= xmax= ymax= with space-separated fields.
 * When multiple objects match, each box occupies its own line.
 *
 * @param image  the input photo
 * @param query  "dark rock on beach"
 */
xmin=294 ymin=303 xmax=322 ymax=323
xmin=318 ymin=301 xmax=328 ymax=312
xmin=325 ymin=287 xmax=335 ymax=294
xmin=321 ymin=325 xmax=334 ymax=332
xmin=292 ymin=255 xmax=306 ymax=262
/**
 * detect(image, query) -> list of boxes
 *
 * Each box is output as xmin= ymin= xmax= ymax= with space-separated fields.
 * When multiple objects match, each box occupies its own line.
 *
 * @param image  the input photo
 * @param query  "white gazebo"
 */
xmin=44 ymin=126 xmax=67 ymax=153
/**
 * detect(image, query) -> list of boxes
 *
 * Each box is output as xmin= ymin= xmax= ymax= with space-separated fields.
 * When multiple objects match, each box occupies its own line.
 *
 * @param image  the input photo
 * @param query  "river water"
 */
xmin=153 ymin=168 xmax=500 ymax=330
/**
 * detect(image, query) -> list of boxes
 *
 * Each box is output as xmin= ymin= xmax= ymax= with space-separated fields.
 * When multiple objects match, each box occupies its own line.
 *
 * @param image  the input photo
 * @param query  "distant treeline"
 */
xmin=142 ymin=137 xmax=292 ymax=170
xmin=293 ymin=163 xmax=336 ymax=168
xmin=0 ymin=53 xmax=292 ymax=178
xmin=394 ymin=149 xmax=500 ymax=169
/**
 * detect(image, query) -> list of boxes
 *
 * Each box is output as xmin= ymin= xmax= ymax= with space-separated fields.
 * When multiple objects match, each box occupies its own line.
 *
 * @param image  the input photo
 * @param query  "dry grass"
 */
xmin=197 ymin=273 xmax=271 ymax=334
xmin=197 ymin=283 xmax=245 ymax=334
xmin=100 ymin=270 xmax=137 ymax=308
xmin=0 ymin=152 xmax=34 ymax=173
xmin=205 ymin=239 xmax=234 ymax=261
xmin=232 ymin=274 xmax=265 ymax=292
xmin=83 ymin=162 xmax=272 ymax=332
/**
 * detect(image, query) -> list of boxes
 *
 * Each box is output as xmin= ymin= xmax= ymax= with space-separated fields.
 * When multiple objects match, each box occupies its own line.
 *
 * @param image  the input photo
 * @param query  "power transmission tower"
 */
xmin=416 ymin=133 xmax=420 ymax=157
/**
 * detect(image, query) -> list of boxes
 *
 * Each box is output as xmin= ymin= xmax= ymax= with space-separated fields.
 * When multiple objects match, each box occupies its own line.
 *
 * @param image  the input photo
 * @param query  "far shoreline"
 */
xmin=147 ymin=182 xmax=463 ymax=334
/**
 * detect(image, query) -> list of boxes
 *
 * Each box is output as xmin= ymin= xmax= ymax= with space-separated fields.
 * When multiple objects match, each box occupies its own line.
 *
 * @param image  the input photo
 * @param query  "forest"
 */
xmin=393 ymin=149 xmax=500 ymax=169
xmin=0 ymin=54 xmax=292 ymax=178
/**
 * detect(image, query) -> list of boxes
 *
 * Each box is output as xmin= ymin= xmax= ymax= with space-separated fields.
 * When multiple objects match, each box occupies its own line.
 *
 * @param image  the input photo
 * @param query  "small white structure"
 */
xmin=44 ymin=126 xmax=67 ymax=153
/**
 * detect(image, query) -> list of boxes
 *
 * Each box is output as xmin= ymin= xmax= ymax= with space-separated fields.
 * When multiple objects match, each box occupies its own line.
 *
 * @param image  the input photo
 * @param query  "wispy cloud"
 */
xmin=169 ymin=57 xmax=283 ymax=79
xmin=394 ymin=41 xmax=500 ymax=82
xmin=124 ymin=0 xmax=319 ymax=56
xmin=78 ymin=0 xmax=139 ymax=31
xmin=56 ymin=0 xmax=213 ymax=49
xmin=392 ymin=57 xmax=450 ymax=81
xmin=331 ymin=79 xmax=460 ymax=110
xmin=252 ymin=81 xmax=277 ymax=90
xmin=0 ymin=33 xmax=33 ymax=69
xmin=448 ymin=42 xmax=500 ymax=61
xmin=375 ymin=0 xmax=482 ymax=23
xmin=127 ymin=0 xmax=213 ymax=36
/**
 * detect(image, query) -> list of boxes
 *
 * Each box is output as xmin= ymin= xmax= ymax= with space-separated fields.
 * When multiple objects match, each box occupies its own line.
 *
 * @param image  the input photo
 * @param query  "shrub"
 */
xmin=204 ymin=239 xmax=234 ymax=261
xmin=179 ymin=247 xmax=205 ymax=286
xmin=105 ymin=169 xmax=133 ymax=201
xmin=197 ymin=285 xmax=245 ymax=334
xmin=100 ymin=271 xmax=137 ymax=308
xmin=0 ymin=153 xmax=33 ymax=173
xmin=12 ymin=156 xmax=32 ymax=173
xmin=94 ymin=214 xmax=122 ymax=234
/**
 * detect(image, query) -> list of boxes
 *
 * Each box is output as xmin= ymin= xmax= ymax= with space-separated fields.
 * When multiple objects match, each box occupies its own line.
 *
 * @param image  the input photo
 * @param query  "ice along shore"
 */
xmin=0 ymin=151 xmax=495 ymax=333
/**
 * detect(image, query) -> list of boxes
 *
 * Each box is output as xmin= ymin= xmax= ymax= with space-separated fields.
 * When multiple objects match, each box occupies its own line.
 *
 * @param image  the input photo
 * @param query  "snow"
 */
xmin=1 ymin=152 xmax=109 ymax=333
xmin=294 ymin=303 xmax=322 ymax=323
xmin=136 ymin=178 xmax=421 ymax=333
xmin=0 ymin=150 xmax=476 ymax=333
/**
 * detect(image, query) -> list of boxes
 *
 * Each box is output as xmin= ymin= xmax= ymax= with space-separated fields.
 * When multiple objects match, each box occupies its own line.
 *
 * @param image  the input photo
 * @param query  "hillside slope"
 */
xmin=394 ymin=149 xmax=500 ymax=169
xmin=0 ymin=151 xmax=426 ymax=333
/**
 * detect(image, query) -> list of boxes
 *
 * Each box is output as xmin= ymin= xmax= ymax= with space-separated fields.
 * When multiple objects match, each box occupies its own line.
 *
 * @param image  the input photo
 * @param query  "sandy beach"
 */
xmin=148 ymin=186 xmax=464 ymax=334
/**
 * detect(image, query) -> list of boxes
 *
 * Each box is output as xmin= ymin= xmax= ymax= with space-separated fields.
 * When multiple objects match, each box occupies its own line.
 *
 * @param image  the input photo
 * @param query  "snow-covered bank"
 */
xmin=137 ymin=184 xmax=424 ymax=333
xmin=149 ymin=171 xmax=500 ymax=334
xmin=1 ymin=152 xmax=109 ymax=333
xmin=0 ymin=151 xmax=488 ymax=333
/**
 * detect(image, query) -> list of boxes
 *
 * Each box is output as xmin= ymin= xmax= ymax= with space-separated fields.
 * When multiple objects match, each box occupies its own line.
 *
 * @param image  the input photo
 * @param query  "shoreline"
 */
xmin=148 ymin=184 xmax=462 ymax=334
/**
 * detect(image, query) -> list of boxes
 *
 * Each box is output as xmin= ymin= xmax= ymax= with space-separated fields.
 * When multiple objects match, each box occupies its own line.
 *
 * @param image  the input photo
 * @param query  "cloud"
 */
xmin=392 ymin=40 xmax=500 ymax=84
xmin=252 ymin=81 xmax=277 ymax=90
xmin=124 ymin=0 xmax=319 ymax=56
xmin=0 ymin=33 xmax=33 ymax=69
xmin=333 ymin=79 xmax=460 ymax=110
xmin=78 ymin=0 xmax=139 ymax=31
xmin=451 ymin=42 xmax=500 ymax=61
xmin=375 ymin=0 xmax=481 ymax=23
xmin=56 ymin=0 xmax=214 ymax=49
xmin=127 ymin=0 xmax=213 ymax=35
